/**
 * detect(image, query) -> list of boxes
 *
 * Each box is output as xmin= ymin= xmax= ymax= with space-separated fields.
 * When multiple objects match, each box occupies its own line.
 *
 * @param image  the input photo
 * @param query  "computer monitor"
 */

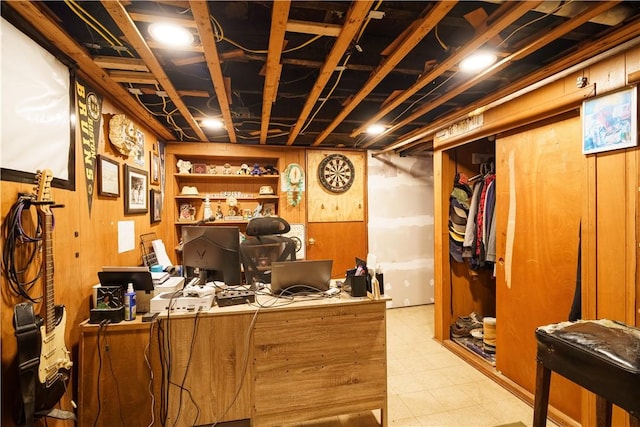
xmin=181 ymin=226 xmax=242 ymax=286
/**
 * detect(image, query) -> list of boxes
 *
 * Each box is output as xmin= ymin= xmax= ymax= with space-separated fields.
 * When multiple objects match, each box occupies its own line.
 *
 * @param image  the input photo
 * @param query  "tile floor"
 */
xmin=287 ymin=304 xmax=560 ymax=427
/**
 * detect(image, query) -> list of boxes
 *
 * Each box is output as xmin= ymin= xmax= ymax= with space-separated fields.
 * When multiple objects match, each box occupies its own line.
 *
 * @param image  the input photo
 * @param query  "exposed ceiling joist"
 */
xmin=287 ymin=0 xmax=374 ymax=145
xmin=190 ymin=0 xmax=237 ymax=142
xmin=260 ymin=1 xmax=290 ymax=144
xmin=312 ymin=1 xmax=459 ymax=146
xmin=102 ymin=0 xmax=207 ymax=140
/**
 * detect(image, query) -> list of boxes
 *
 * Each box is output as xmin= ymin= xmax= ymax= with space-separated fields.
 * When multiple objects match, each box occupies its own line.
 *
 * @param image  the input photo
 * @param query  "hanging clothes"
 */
xmin=448 ymin=173 xmax=472 ymax=263
xmin=462 ymin=161 xmax=496 ymax=270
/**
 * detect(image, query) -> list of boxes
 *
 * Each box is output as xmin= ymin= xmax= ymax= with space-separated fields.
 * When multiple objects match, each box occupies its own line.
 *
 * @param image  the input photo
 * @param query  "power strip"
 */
xmin=217 ymin=290 xmax=255 ymax=307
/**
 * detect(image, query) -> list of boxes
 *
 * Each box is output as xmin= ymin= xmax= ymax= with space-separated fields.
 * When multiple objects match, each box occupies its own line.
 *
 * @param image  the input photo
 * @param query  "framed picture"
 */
xmin=263 ymin=202 xmax=276 ymax=217
xmin=97 ymin=155 xmax=120 ymax=197
xmin=192 ymin=163 xmax=207 ymax=174
xmin=582 ymin=86 xmax=637 ymax=155
xmin=150 ymin=151 xmax=160 ymax=184
xmin=124 ymin=164 xmax=148 ymax=214
xmin=150 ymin=189 xmax=162 ymax=223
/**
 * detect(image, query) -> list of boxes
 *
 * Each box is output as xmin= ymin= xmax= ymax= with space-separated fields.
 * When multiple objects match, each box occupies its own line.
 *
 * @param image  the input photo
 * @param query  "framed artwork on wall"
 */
xmin=582 ymin=86 xmax=637 ymax=155
xmin=97 ymin=155 xmax=119 ymax=197
xmin=150 ymin=189 xmax=162 ymax=223
xmin=124 ymin=164 xmax=148 ymax=214
xmin=150 ymin=151 xmax=160 ymax=184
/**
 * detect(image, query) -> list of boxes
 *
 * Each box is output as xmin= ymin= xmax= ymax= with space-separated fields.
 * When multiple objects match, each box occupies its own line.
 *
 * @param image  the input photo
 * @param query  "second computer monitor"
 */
xmin=181 ymin=226 xmax=242 ymax=286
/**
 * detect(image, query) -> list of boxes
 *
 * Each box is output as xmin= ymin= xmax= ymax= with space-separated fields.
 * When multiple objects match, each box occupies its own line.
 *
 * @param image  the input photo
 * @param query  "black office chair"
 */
xmin=240 ymin=217 xmax=296 ymax=287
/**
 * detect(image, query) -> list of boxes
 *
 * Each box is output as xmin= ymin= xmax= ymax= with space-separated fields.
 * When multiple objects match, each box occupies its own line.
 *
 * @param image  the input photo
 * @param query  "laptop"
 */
xmin=270 ymin=259 xmax=333 ymax=295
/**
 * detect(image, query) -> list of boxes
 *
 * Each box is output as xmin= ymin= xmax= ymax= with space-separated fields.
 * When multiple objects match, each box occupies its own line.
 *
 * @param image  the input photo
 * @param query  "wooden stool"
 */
xmin=533 ymin=319 xmax=640 ymax=427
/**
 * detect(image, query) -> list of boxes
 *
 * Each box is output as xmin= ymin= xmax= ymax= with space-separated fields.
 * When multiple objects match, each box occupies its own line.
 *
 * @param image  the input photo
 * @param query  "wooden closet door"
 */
xmin=495 ymin=116 xmax=584 ymax=421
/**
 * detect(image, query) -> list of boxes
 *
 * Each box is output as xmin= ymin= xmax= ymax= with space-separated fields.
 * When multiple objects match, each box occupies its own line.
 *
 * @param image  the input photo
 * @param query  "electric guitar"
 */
xmin=14 ymin=169 xmax=72 ymax=421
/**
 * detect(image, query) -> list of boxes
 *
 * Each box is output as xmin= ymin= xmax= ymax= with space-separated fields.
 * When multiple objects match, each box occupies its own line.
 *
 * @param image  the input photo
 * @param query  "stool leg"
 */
xmin=533 ymin=359 xmax=551 ymax=427
xmin=595 ymin=395 xmax=612 ymax=427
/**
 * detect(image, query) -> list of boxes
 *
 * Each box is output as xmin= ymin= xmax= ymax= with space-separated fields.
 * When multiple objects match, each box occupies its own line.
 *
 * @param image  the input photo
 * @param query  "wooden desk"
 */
xmin=80 ymin=293 xmax=388 ymax=427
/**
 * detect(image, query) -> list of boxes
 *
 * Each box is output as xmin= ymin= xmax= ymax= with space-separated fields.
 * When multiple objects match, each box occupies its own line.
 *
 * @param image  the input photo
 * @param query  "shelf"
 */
xmin=175 ymin=173 xmax=279 ymax=180
xmin=175 ymin=194 xmax=278 ymax=201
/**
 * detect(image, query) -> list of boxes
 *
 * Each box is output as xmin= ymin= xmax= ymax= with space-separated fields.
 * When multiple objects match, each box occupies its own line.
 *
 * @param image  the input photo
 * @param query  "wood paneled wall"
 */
xmin=0 ymin=96 xmax=169 ymax=426
xmin=434 ymin=47 xmax=640 ymax=427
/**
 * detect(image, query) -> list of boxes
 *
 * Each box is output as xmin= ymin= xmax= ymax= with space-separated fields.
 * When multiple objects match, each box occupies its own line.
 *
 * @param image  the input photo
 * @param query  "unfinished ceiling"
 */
xmin=4 ymin=1 xmax=640 ymax=155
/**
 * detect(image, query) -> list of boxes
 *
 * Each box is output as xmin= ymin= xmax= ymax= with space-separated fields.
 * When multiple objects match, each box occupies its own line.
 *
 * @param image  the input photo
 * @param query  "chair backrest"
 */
xmin=241 ymin=217 xmax=296 ymax=286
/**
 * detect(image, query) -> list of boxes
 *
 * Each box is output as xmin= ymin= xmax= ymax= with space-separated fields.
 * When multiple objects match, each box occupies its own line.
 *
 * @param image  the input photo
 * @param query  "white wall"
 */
xmin=367 ymin=152 xmax=434 ymax=307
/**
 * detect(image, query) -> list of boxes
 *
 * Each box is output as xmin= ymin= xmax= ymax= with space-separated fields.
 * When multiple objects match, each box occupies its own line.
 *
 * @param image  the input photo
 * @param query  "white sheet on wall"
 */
xmin=1 ymin=17 xmax=71 ymax=180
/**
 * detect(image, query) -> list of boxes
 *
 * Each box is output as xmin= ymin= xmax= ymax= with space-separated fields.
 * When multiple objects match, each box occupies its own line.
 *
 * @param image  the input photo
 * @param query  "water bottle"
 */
xmin=125 ymin=282 xmax=136 ymax=321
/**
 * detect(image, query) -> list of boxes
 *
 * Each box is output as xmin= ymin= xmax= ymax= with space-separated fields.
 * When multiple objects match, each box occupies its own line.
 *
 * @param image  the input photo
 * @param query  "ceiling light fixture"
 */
xmin=148 ymin=22 xmax=193 ymax=47
xmin=202 ymin=118 xmax=225 ymax=130
xmin=366 ymin=124 xmax=386 ymax=135
xmin=459 ymin=51 xmax=497 ymax=73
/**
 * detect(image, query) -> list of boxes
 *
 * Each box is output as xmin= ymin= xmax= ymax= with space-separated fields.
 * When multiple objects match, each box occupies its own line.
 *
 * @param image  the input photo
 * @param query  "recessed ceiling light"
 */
xmin=202 ymin=118 xmax=224 ymax=130
xmin=459 ymin=51 xmax=497 ymax=73
xmin=367 ymin=124 xmax=386 ymax=135
xmin=148 ymin=23 xmax=193 ymax=47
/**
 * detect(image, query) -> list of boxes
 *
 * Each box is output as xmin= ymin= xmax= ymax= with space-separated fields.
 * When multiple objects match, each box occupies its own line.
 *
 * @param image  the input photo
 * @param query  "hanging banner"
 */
xmin=75 ymin=78 xmax=103 ymax=215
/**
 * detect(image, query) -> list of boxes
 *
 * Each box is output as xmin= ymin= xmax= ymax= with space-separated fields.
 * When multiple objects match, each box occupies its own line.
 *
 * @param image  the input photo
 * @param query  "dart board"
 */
xmin=317 ymin=153 xmax=355 ymax=193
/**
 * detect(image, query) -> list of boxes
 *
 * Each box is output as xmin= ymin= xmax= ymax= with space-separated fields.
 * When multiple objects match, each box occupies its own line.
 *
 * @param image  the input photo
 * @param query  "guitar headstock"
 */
xmin=34 ymin=169 xmax=54 ymax=214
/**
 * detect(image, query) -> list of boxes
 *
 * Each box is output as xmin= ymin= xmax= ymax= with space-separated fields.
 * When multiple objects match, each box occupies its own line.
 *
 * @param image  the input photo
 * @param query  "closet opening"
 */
xmin=444 ymin=137 xmax=496 ymax=366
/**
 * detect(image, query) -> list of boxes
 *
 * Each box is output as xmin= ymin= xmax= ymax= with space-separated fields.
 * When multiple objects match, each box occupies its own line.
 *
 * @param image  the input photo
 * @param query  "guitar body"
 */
xmin=36 ymin=304 xmax=72 ymax=410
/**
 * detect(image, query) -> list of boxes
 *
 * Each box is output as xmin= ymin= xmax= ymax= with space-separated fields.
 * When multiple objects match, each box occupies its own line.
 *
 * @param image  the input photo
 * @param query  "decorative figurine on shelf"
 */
xmin=203 ymin=195 xmax=213 ymax=220
xmin=237 ymin=163 xmax=251 ymax=175
xmin=226 ymin=196 xmax=238 ymax=216
xmin=177 ymin=159 xmax=192 ymax=174
xmin=215 ymin=202 xmax=224 ymax=220
xmin=250 ymin=163 xmax=262 ymax=176
xmin=263 ymin=164 xmax=278 ymax=175
xmin=207 ymin=164 xmax=218 ymax=174
xmin=253 ymin=203 xmax=263 ymax=218
xmin=223 ymin=163 xmax=232 ymax=175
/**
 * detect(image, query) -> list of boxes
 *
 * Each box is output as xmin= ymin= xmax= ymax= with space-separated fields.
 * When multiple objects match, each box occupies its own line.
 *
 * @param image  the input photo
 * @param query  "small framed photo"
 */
xmin=263 ymin=202 xmax=276 ymax=217
xmin=97 ymin=155 xmax=120 ymax=197
xmin=124 ymin=164 xmax=148 ymax=214
xmin=582 ymin=86 xmax=637 ymax=155
xmin=150 ymin=152 xmax=161 ymax=184
xmin=150 ymin=189 xmax=162 ymax=223
xmin=192 ymin=163 xmax=207 ymax=174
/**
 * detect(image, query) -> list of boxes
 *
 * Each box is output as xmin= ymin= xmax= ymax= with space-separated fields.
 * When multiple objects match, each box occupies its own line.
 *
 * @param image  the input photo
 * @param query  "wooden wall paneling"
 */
xmin=304 ymin=150 xmax=367 ymax=277
xmin=433 ymin=149 xmax=448 ymax=341
xmin=595 ymin=153 xmax=629 ymax=321
xmin=0 ymin=96 xmax=173 ymax=427
xmin=636 ymin=147 xmax=640 ymax=328
xmin=624 ymin=148 xmax=638 ymax=325
xmin=495 ymin=116 xmax=584 ymax=422
xmin=306 ymin=150 xmax=365 ymax=223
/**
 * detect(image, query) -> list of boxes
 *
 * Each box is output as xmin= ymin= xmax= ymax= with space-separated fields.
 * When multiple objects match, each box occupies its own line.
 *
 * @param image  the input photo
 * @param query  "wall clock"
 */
xmin=317 ymin=153 xmax=355 ymax=193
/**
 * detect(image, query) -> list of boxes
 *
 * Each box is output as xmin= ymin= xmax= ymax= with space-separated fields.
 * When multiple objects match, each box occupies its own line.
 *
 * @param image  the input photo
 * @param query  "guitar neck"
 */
xmin=43 ymin=213 xmax=55 ymax=335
